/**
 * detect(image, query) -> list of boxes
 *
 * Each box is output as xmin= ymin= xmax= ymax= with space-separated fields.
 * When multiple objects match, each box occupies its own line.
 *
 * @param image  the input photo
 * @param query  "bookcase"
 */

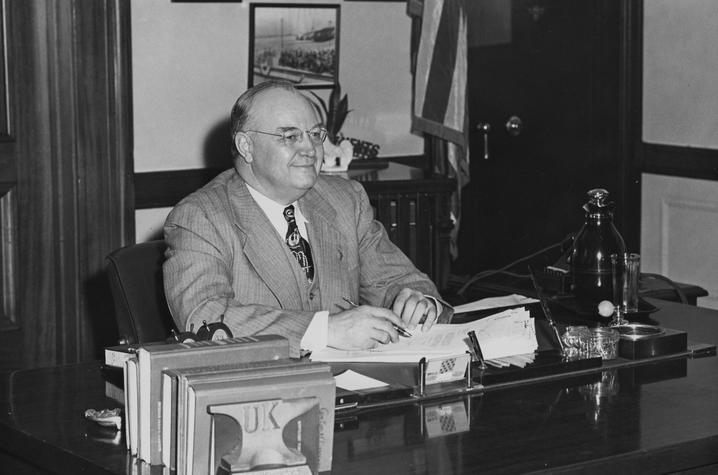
xmin=348 ymin=163 xmax=455 ymax=291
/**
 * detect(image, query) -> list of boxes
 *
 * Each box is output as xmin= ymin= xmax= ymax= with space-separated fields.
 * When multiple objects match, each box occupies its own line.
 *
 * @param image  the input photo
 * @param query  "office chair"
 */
xmin=106 ymin=240 xmax=178 ymax=345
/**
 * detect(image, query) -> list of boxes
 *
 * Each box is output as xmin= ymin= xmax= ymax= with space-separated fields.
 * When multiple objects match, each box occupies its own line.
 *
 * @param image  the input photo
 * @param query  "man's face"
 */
xmin=241 ymin=89 xmax=324 ymax=204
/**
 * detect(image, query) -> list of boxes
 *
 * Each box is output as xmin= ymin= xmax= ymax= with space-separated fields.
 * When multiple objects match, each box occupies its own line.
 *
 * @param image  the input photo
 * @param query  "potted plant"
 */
xmin=309 ymin=84 xmax=354 ymax=171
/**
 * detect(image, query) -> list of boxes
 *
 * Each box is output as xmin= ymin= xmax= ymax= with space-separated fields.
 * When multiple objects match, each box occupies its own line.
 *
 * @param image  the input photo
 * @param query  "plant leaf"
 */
xmin=329 ymin=84 xmax=342 ymax=113
xmin=332 ymin=95 xmax=350 ymax=135
xmin=307 ymin=91 xmax=328 ymax=124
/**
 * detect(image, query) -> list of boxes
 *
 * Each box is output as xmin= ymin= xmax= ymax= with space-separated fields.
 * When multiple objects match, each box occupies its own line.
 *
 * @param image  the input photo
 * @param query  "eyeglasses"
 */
xmin=246 ymin=126 xmax=328 ymax=147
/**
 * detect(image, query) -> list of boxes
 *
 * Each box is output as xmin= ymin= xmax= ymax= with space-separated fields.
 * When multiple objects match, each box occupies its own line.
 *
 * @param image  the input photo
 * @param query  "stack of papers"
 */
xmin=312 ymin=307 xmax=537 ymax=363
xmin=453 ymin=294 xmax=538 ymax=314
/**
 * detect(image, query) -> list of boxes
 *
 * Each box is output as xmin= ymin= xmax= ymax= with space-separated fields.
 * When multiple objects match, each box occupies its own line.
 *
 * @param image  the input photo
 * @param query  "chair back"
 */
xmin=106 ymin=240 xmax=177 ymax=345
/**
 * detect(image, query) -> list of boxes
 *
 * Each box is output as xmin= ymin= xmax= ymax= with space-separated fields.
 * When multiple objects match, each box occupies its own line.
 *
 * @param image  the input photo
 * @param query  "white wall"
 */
xmin=641 ymin=174 xmax=718 ymax=309
xmin=132 ymin=0 xmax=422 ymax=241
xmin=131 ymin=0 xmax=421 ymax=173
xmin=642 ymin=0 xmax=718 ymax=310
xmin=643 ymin=0 xmax=718 ymax=147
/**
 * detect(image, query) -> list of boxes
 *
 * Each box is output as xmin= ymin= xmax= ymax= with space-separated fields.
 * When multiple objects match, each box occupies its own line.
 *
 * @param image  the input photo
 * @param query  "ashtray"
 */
xmin=614 ymin=323 xmax=665 ymax=340
xmin=615 ymin=325 xmax=687 ymax=360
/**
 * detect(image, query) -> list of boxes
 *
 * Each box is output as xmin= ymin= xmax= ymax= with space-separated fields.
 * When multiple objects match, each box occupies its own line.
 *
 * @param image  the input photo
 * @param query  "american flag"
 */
xmin=410 ymin=0 xmax=469 ymax=257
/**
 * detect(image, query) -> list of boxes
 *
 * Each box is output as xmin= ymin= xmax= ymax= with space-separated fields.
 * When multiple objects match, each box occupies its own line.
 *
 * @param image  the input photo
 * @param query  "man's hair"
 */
xmin=230 ymin=79 xmax=312 ymax=159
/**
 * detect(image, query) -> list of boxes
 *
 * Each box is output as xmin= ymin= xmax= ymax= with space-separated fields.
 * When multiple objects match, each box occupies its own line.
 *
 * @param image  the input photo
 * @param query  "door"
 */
xmin=455 ymin=0 xmax=634 ymax=275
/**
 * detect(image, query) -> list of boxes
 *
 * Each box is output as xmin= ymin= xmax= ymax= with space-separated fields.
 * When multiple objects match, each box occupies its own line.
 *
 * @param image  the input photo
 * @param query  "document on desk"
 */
xmin=453 ymin=294 xmax=538 ymax=314
xmin=311 ymin=307 xmax=537 ymax=363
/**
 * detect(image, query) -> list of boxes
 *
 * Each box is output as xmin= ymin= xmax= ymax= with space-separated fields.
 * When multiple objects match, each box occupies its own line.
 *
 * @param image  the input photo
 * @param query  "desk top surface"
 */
xmin=2 ymin=298 xmax=718 ymax=474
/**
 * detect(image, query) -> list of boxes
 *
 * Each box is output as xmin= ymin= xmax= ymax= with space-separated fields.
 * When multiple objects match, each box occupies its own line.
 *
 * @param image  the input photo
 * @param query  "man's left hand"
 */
xmin=391 ymin=288 xmax=438 ymax=332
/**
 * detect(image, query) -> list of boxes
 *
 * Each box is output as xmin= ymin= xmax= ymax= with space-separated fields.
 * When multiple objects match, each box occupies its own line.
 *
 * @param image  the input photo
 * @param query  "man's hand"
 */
xmin=392 ymin=288 xmax=438 ymax=332
xmin=327 ymin=305 xmax=403 ymax=350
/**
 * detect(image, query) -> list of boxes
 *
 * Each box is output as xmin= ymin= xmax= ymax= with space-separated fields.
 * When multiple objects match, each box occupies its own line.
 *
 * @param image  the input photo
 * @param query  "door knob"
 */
xmin=505 ymin=116 xmax=523 ymax=136
xmin=476 ymin=122 xmax=491 ymax=160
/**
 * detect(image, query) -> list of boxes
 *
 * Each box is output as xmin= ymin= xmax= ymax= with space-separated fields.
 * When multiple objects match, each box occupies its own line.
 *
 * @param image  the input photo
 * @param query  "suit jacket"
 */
xmin=163 ymin=168 xmax=449 ymax=356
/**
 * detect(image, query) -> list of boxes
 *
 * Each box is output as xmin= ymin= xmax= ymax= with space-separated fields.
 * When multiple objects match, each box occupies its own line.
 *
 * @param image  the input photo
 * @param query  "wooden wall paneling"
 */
xmin=72 ymin=0 xmax=135 ymax=360
xmin=0 ymin=0 xmax=9 ymax=141
xmin=620 ymin=0 xmax=644 ymax=252
xmin=0 ymin=184 xmax=17 ymax=331
xmin=12 ymin=0 xmax=75 ymax=368
xmin=0 ymin=0 xmax=133 ymax=371
xmin=0 ymin=0 xmax=20 ymax=372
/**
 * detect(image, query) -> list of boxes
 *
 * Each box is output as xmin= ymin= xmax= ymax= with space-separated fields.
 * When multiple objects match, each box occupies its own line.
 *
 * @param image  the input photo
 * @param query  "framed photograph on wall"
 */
xmin=249 ymin=3 xmax=340 ymax=89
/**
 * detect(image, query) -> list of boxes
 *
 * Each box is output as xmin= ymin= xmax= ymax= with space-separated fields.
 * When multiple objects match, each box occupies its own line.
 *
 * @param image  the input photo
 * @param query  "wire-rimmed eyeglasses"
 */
xmin=245 ymin=126 xmax=328 ymax=147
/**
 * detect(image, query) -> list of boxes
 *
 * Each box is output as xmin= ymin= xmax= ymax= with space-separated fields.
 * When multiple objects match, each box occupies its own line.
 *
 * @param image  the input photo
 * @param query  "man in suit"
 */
xmin=164 ymin=80 xmax=451 ymax=357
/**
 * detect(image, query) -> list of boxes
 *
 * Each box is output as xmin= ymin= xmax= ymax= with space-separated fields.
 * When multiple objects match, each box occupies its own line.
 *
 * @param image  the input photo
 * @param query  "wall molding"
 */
xmin=642 ymin=142 xmax=718 ymax=181
xmin=659 ymin=196 xmax=718 ymax=272
xmin=134 ymin=156 xmax=426 ymax=210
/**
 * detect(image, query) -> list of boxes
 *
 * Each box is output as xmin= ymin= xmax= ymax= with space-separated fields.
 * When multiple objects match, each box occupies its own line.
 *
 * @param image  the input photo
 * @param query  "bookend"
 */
xmin=210 ymin=397 xmax=319 ymax=475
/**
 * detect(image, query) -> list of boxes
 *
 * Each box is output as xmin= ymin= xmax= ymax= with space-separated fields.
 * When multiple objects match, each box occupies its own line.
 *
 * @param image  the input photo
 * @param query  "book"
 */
xmin=105 ymin=340 xmax=165 ymax=368
xmin=135 ymin=334 xmax=289 ymax=465
xmin=184 ymin=366 xmax=334 ymax=475
xmin=176 ymin=360 xmax=331 ymax=475
xmin=123 ymin=356 xmax=139 ymax=454
xmin=162 ymin=358 xmax=313 ymax=471
xmin=106 ymin=344 xmax=139 ymax=369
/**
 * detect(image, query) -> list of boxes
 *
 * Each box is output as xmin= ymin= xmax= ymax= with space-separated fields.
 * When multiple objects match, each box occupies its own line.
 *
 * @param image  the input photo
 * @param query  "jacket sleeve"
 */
xmin=163 ymin=200 xmax=315 ymax=357
xmin=350 ymin=180 xmax=454 ymax=322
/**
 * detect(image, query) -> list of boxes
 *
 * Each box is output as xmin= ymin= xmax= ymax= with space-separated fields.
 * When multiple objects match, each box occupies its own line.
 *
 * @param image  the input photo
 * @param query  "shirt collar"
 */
xmin=245 ymin=183 xmax=309 ymax=225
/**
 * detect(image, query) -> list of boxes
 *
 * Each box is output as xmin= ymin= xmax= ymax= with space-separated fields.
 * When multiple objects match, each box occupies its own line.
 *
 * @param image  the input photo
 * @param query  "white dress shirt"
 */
xmin=246 ymin=184 xmax=328 ymax=352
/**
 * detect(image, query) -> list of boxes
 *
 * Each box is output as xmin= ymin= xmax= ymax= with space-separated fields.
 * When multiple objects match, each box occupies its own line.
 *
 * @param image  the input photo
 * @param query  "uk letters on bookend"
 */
xmin=162 ymin=359 xmax=317 ymax=471
xmin=209 ymin=397 xmax=319 ymax=475
xmin=183 ymin=363 xmax=335 ymax=475
xmin=134 ymin=335 xmax=290 ymax=465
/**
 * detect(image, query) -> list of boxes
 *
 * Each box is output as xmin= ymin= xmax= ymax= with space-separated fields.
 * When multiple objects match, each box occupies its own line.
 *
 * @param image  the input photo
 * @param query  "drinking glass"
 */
xmin=610 ymin=253 xmax=640 ymax=326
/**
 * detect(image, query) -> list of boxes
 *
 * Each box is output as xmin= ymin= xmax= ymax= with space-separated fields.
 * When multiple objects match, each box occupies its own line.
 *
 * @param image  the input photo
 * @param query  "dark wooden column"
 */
xmin=0 ymin=0 xmax=133 ymax=371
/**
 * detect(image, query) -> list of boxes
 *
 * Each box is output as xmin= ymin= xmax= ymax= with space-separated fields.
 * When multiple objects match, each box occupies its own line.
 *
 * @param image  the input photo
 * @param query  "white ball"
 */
xmin=598 ymin=300 xmax=615 ymax=317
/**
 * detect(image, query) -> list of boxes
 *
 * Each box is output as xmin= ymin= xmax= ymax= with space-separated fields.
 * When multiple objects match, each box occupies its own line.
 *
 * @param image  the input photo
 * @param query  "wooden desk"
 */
xmin=1 ymin=299 xmax=717 ymax=474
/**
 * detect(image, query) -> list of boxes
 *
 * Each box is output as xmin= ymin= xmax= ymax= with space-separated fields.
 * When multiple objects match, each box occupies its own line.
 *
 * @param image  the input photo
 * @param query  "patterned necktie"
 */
xmin=283 ymin=205 xmax=314 ymax=282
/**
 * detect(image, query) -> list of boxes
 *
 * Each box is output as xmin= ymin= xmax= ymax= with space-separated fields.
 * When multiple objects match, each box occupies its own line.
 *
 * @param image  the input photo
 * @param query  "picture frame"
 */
xmin=249 ymin=3 xmax=340 ymax=89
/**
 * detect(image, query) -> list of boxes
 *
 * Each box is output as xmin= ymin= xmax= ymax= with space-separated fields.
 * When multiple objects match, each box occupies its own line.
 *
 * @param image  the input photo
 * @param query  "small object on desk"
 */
xmin=84 ymin=408 xmax=122 ymax=430
xmin=342 ymin=297 xmax=412 ymax=337
xmin=334 ymin=370 xmax=389 ymax=391
xmin=614 ymin=323 xmax=665 ymax=340
xmin=453 ymin=293 xmax=538 ymax=315
xmin=587 ymin=327 xmax=619 ymax=360
xmin=561 ymin=325 xmax=592 ymax=360
xmin=466 ymin=351 xmax=474 ymax=388
xmin=615 ymin=324 xmax=687 ymax=360
xmin=467 ymin=330 xmax=487 ymax=370
xmin=528 ymin=267 xmax=566 ymax=354
xmin=417 ymin=357 xmax=427 ymax=397
xmin=424 ymin=354 xmax=471 ymax=385
xmin=598 ymin=300 xmax=615 ymax=318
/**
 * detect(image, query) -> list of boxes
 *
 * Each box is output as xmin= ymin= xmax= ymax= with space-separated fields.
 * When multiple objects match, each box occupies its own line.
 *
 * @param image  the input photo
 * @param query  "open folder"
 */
xmin=311 ymin=307 xmax=538 ymax=363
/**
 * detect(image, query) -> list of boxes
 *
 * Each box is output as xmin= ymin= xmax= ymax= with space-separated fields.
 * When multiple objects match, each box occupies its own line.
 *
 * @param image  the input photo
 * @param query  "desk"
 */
xmin=1 ymin=299 xmax=717 ymax=474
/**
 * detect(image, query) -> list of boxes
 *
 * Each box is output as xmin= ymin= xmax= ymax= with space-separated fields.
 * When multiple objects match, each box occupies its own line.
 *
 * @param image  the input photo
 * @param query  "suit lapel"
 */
xmin=226 ymin=174 xmax=304 ymax=309
xmin=300 ymin=187 xmax=346 ymax=311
